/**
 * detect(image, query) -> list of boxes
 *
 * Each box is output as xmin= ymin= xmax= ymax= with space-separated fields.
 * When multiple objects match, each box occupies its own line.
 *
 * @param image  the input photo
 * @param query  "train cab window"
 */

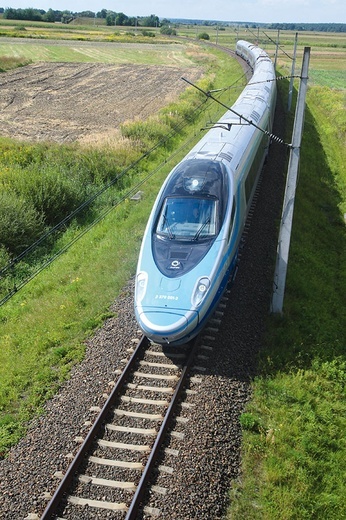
xmin=156 ymin=197 xmax=218 ymax=241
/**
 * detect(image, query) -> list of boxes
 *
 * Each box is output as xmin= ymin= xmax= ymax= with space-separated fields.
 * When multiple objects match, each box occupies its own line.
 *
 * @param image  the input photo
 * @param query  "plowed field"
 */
xmin=0 ymin=62 xmax=202 ymax=144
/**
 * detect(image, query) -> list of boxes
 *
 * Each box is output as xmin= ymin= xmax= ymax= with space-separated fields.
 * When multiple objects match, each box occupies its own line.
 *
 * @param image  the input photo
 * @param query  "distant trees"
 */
xmin=3 ymin=7 xmax=74 ymax=23
xmin=2 ymin=7 xmax=161 ymax=28
xmin=105 ymin=12 xmax=114 ymax=26
xmin=96 ymin=9 xmax=107 ymax=19
xmin=104 ymin=12 xmax=159 ymax=27
xmin=43 ymin=9 xmax=56 ymax=23
xmin=2 ymin=9 xmax=345 ymax=33
xmin=268 ymin=22 xmax=346 ymax=32
xmin=141 ymin=14 xmax=159 ymax=27
xmin=105 ymin=11 xmax=137 ymax=27
xmin=3 ymin=7 xmax=44 ymax=21
xmin=78 ymin=10 xmax=95 ymax=18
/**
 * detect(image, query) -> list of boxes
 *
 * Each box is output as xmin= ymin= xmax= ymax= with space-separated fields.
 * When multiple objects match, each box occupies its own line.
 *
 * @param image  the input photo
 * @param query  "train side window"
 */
xmin=228 ymin=197 xmax=236 ymax=242
xmin=244 ymin=133 xmax=267 ymax=204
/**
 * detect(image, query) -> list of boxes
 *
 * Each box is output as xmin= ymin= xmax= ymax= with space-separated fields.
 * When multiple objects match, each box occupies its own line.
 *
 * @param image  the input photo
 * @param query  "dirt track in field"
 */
xmin=0 ymin=62 xmax=202 ymax=144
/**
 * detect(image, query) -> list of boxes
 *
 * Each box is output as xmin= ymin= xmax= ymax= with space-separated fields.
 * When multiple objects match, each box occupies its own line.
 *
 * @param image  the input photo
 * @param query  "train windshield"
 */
xmin=156 ymin=197 xmax=218 ymax=240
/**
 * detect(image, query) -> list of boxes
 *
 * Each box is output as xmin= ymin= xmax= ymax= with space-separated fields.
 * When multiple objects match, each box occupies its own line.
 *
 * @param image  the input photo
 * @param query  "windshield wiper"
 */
xmin=193 ymin=218 xmax=210 ymax=240
xmin=162 ymin=215 xmax=175 ymax=239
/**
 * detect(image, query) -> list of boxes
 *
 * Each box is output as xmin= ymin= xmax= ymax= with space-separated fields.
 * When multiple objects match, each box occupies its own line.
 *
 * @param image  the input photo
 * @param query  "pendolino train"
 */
xmin=134 ymin=40 xmax=277 ymax=345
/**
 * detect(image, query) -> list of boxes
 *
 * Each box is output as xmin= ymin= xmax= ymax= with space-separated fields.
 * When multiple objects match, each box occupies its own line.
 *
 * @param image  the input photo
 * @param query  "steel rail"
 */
xmin=125 ymin=339 xmax=199 ymax=519
xmin=40 ymin=335 xmax=150 ymax=520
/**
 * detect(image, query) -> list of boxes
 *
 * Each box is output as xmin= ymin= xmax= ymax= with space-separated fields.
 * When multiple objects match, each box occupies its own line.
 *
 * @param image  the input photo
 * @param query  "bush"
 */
xmin=120 ymin=117 xmax=172 ymax=150
xmin=0 ymin=140 xmax=47 ymax=167
xmin=0 ymin=245 xmax=11 ymax=270
xmin=6 ymin=165 xmax=87 ymax=227
xmin=141 ymin=30 xmax=155 ymax=37
xmin=160 ymin=26 xmax=176 ymax=36
xmin=198 ymin=32 xmax=210 ymax=40
xmin=0 ymin=190 xmax=44 ymax=254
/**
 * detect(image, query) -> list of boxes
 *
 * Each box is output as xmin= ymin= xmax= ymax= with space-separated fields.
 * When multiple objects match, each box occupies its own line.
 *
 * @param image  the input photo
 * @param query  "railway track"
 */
xmin=38 ymin=327 xmax=223 ymax=519
xmin=28 ymin=133 xmax=265 ymax=520
xmin=36 ymin=153 xmax=264 ymax=520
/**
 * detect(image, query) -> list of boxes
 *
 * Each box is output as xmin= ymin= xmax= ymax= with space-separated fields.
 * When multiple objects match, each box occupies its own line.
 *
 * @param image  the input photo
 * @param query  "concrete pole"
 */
xmin=288 ymin=32 xmax=299 ymax=112
xmin=271 ymin=47 xmax=311 ymax=314
xmin=274 ymin=29 xmax=280 ymax=70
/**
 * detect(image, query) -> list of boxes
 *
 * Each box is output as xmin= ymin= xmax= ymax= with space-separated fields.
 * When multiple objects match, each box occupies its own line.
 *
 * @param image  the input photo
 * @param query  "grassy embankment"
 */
xmin=0 ymin=34 xmax=241 ymax=455
xmin=227 ymin=33 xmax=346 ymax=520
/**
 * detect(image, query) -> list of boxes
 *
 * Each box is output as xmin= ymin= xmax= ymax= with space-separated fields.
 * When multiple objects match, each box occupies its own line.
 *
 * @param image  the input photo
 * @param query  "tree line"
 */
xmin=0 ymin=7 xmax=345 ymax=32
xmin=267 ymin=22 xmax=346 ymax=33
xmin=0 ymin=7 xmax=161 ymax=27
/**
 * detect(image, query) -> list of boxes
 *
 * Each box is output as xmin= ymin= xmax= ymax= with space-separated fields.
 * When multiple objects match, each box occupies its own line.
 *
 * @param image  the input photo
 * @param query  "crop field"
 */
xmin=0 ymin=38 xmax=196 ymax=64
xmin=0 ymin=37 xmax=206 ymax=143
xmin=0 ymin=60 xmax=202 ymax=143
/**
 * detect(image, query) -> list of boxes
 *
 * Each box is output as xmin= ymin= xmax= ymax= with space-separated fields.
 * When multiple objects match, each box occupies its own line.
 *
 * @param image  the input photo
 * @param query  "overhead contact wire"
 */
xmin=182 ymin=76 xmax=291 ymax=147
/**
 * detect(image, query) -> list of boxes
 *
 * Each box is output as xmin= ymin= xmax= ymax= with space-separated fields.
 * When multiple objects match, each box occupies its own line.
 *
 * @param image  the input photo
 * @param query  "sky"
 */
xmin=2 ymin=0 xmax=346 ymax=24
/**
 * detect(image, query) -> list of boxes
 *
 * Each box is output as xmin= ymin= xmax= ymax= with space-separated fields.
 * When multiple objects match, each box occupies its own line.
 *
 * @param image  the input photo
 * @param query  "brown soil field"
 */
xmin=0 ymin=62 xmax=202 ymax=145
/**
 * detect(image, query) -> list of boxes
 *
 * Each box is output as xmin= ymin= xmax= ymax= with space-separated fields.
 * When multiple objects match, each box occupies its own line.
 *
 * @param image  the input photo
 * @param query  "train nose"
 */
xmin=137 ymin=308 xmax=198 ymax=344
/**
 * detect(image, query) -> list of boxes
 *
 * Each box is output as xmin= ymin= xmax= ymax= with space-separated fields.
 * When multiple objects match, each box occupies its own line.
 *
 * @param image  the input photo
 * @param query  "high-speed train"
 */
xmin=134 ymin=40 xmax=277 ymax=345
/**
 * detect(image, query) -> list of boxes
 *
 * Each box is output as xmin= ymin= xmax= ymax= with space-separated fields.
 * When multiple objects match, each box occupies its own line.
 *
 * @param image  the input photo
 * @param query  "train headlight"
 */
xmin=135 ymin=271 xmax=148 ymax=303
xmin=192 ymin=277 xmax=210 ymax=307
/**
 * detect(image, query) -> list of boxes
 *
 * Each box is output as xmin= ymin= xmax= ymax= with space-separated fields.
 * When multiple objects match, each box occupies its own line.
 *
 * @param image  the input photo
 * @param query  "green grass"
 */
xmin=232 ymin=360 xmax=345 ymax=519
xmin=0 ymin=40 xmax=198 ymax=65
xmin=227 ymin=51 xmax=346 ymax=520
xmin=309 ymin=69 xmax=346 ymax=89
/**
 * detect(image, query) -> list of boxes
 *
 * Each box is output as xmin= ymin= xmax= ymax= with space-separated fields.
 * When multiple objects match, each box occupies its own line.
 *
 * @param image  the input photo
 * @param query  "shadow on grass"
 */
xmin=262 ymin=94 xmax=345 ymax=374
xmin=194 ymin=80 xmax=345 ymax=383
